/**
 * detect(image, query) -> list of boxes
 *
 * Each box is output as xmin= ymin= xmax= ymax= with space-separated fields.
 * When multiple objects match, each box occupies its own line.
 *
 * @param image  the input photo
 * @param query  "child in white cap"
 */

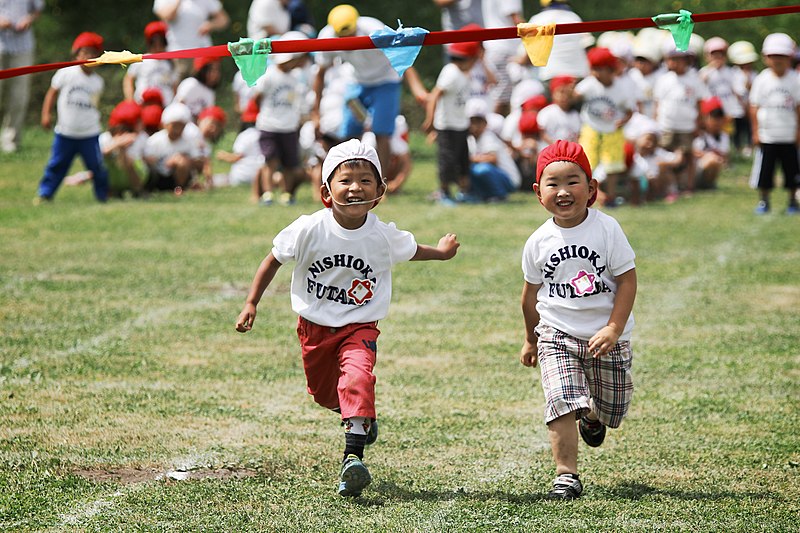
xmin=235 ymin=139 xmax=459 ymax=497
xmin=748 ymin=33 xmax=800 ymax=215
xmin=142 ymin=102 xmax=202 ymax=193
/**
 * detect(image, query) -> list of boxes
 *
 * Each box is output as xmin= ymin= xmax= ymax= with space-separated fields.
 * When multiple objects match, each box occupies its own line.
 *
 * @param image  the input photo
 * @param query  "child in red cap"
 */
xmin=35 ymin=32 xmax=108 ymax=204
xmin=235 ymin=139 xmax=459 ymax=498
xmin=520 ymin=139 xmax=637 ymax=500
xmin=123 ymin=21 xmax=178 ymax=105
xmin=692 ymin=97 xmax=730 ymax=190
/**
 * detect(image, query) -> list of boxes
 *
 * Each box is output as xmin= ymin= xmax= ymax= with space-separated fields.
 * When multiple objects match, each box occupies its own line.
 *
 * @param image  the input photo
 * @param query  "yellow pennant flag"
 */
xmin=517 ymin=23 xmax=556 ymax=66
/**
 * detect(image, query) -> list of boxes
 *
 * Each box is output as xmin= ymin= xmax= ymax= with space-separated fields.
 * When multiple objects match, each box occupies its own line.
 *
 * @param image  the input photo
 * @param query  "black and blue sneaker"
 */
xmin=337 ymin=455 xmax=371 ymax=497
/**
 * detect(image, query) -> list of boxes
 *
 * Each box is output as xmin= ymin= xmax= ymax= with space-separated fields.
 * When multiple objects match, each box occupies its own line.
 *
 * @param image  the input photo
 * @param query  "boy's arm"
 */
xmin=421 ymin=86 xmax=442 ymax=133
xmin=235 ymin=252 xmax=283 ymax=332
xmin=588 ymin=267 xmax=637 ymax=357
xmin=122 ymin=74 xmax=135 ymax=101
xmin=41 ymin=87 xmax=58 ymax=129
xmin=403 ymin=67 xmax=429 ymax=105
xmin=410 ymin=232 xmax=459 ymax=261
xmin=749 ymin=104 xmax=759 ymax=145
xmin=520 ymin=281 xmax=542 ymax=367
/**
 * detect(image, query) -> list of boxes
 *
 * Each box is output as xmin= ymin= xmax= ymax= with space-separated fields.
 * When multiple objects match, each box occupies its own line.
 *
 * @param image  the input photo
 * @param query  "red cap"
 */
xmin=144 ymin=21 xmax=168 ymax=41
xmin=140 ymin=87 xmax=164 ymax=107
xmin=241 ymin=98 xmax=259 ymax=123
xmin=198 ymin=105 xmax=227 ymax=125
xmin=549 ymin=75 xmax=575 ymax=94
xmin=72 ymin=32 xmax=104 ymax=54
xmin=140 ymin=104 xmax=163 ymax=129
xmin=448 ymin=40 xmax=481 ymax=58
xmin=518 ymin=112 xmax=539 ymax=136
xmin=587 ymin=46 xmax=618 ymax=69
xmin=536 ymin=140 xmax=596 ymax=206
xmin=109 ymin=101 xmax=141 ymax=128
xmin=193 ymin=56 xmax=220 ymax=72
xmin=700 ymin=96 xmax=724 ymax=115
xmin=521 ymin=94 xmax=548 ymax=112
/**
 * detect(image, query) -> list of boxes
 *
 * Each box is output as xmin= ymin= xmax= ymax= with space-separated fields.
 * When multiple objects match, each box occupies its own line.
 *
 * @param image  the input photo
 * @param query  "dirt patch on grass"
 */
xmin=73 ymin=466 xmax=258 ymax=485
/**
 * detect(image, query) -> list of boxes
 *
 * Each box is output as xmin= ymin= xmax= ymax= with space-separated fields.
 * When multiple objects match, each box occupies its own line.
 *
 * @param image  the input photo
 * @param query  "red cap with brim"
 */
xmin=448 ymin=40 xmax=481 ymax=58
xmin=144 ymin=21 xmax=168 ymax=41
xmin=193 ymin=56 xmax=220 ymax=72
xmin=518 ymin=112 xmax=540 ymax=136
xmin=198 ymin=105 xmax=227 ymax=125
xmin=536 ymin=140 xmax=596 ymax=207
xmin=522 ymin=94 xmax=548 ymax=112
xmin=549 ymin=75 xmax=575 ymax=94
xmin=72 ymin=32 xmax=104 ymax=54
xmin=700 ymin=96 xmax=724 ymax=115
xmin=141 ymin=105 xmax=163 ymax=128
xmin=109 ymin=101 xmax=141 ymax=128
xmin=587 ymin=46 xmax=618 ymax=69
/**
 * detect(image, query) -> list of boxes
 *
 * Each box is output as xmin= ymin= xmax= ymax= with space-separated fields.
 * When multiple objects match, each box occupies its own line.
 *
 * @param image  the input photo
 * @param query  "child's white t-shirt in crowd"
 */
xmin=700 ymin=64 xmax=745 ymax=119
xmin=575 ymin=76 xmax=636 ymax=133
xmin=654 ymin=70 xmax=709 ymax=133
xmin=468 ymin=129 xmax=522 ymax=188
xmin=537 ymin=103 xmax=582 ymax=143
xmin=246 ymin=0 xmax=291 ymax=40
xmin=254 ymin=63 xmax=305 ymax=133
xmin=693 ymin=131 xmax=730 ymax=157
xmin=143 ymin=128 xmax=201 ymax=175
xmin=51 ymin=66 xmax=104 ymax=138
xmin=154 ymin=0 xmax=222 ymax=51
xmin=749 ymin=69 xmax=800 ymax=144
xmin=633 ymin=147 xmax=680 ymax=180
xmin=127 ymin=59 xmax=178 ymax=105
xmin=316 ymin=16 xmax=400 ymax=86
xmin=175 ymin=76 xmax=215 ymax=119
xmin=99 ymin=131 xmax=148 ymax=161
xmin=522 ymin=208 xmax=636 ymax=341
xmin=433 ymin=62 xmax=470 ymax=131
xmin=228 ymin=127 xmax=264 ymax=185
xmin=271 ymin=209 xmax=418 ymax=328
xmin=628 ymin=67 xmax=663 ymax=119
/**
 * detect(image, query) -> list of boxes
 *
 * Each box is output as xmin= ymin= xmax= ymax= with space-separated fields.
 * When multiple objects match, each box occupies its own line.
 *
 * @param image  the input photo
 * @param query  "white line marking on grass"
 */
xmin=58 ymin=489 xmax=127 ymax=527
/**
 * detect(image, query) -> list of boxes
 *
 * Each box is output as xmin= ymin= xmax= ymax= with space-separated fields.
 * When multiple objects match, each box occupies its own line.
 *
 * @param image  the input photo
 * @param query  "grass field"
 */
xmin=1 ymin=129 xmax=799 ymax=531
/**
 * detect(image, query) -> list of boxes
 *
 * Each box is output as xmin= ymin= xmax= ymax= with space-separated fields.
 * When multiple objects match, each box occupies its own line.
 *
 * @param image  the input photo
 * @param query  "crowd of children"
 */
xmin=30 ymin=9 xmax=800 ymax=216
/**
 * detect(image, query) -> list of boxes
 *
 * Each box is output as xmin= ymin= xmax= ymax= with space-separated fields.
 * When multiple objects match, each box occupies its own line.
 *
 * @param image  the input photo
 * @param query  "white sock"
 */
xmin=344 ymin=416 xmax=370 ymax=435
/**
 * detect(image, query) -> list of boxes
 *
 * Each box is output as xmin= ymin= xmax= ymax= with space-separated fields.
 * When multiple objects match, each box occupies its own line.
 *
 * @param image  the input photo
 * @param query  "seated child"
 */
xmin=142 ymin=102 xmax=202 ymax=194
xmin=692 ymin=97 xmax=730 ymax=190
xmin=467 ymin=98 xmax=522 ymax=202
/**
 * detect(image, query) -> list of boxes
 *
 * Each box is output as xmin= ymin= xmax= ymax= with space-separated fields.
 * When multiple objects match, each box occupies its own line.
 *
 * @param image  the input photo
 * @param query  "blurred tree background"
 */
xmin=26 ymin=0 xmax=800 ymax=126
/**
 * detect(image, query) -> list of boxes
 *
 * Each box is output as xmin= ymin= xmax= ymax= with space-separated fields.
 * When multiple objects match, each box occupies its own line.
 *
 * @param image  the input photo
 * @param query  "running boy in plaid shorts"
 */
xmin=520 ymin=140 xmax=637 ymax=500
xmin=236 ymin=139 xmax=459 ymax=497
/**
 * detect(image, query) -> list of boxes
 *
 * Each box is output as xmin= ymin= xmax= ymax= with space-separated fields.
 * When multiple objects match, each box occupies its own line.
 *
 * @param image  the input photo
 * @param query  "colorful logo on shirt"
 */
xmin=570 ymin=270 xmax=596 ymax=296
xmin=347 ymin=278 xmax=375 ymax=306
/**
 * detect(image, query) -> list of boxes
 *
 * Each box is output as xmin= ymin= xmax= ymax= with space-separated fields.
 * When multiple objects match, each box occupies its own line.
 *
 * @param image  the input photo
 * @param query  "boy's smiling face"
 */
xmin=322 ymin=162 xmax=383 ymax=229
xmin=533 ymin=161 xmax=597 ymax=228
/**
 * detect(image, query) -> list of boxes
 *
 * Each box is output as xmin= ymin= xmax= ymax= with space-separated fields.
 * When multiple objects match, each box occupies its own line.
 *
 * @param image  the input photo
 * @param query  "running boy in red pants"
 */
xmin=236 ymin=139 xmax=459 ymax=497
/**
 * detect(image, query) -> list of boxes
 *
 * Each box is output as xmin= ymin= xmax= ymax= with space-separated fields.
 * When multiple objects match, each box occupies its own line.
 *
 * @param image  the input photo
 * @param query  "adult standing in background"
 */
xmin=153 ymin=0 xmax=229 ymax=78
xmin=247 ymin=0 xmax=291 ymax=40
xmin=527 ymin=0 xmax=589 ymax=82
xmin=480 ymin=0 xmax=524 ymax=115
xmin=433 ymin=0 xmax=483 ymax=31
xmin=0 ymin=0 xmax=44 ymax=153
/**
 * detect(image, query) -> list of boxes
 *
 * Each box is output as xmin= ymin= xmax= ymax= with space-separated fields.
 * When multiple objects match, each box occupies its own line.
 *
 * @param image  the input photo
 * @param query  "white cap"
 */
xmin=728 ymin=41 xmax=758 ymax=65
xmin=762 ymin=33 xmax=796 ymax=56
xmin=161 ymin=102 xmax=192 ymax=124
xmin=465 ymin=98 xmax=489 ymax=119
xmin=322 ymin=139 xmax=382 ymax=187
xmin=510 ymin=78 xmax=544 ymax=110
xmin=270 ymin=31 xmax=309 ymax=65
xmin=704 ymin=36 xmax=728 ymax=54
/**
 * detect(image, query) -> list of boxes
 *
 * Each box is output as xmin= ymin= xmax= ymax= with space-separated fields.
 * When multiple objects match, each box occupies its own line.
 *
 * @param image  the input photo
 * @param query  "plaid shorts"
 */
xmin=536 ymin=324 xmax=633 ymax=427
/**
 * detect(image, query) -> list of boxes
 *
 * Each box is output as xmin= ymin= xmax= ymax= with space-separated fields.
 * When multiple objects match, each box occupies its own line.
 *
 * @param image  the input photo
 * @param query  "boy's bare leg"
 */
xmin=547 ymin=414 xmax=579 ymax=475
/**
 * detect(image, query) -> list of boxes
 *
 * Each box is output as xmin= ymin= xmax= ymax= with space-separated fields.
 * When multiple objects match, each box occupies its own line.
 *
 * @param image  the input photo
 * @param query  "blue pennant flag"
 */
xmin=369 ymin=21 xmax=429 ymax=77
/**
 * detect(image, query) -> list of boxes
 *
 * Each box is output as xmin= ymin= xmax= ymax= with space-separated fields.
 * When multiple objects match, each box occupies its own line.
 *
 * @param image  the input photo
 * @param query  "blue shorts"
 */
xmin=341 ymin=81 xmax=401 ymax=138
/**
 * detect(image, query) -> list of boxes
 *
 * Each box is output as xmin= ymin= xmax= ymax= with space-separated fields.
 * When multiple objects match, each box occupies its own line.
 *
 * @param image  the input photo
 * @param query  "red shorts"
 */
xmin=296 ymin=317 xmax=380 ymax=419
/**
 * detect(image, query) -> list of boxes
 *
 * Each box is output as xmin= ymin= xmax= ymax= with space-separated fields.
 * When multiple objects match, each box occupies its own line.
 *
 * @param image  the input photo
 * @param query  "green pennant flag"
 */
xmin=652 ymin=9 xmax=694 ymax=52
xmin=228 ymin=38 xmax=271 ymax=87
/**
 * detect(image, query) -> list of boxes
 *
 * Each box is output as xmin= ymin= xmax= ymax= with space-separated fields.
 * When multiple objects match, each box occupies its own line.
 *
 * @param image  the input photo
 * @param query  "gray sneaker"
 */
xmin=547 ymin=473 xmax=583 ymax=500
xmin=337 ymin=455 xmax=371 ymax=497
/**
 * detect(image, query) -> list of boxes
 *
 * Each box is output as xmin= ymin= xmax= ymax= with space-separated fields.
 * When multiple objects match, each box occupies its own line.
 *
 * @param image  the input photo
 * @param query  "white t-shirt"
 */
xmin=99 ymin=130 xmax=148 ymax=161
xmin=633 ymin=147 xmax=679 ymax=180
xmin=434 ymin=62 xmax=470 ymax=131
xmin=51 ymin=66 xmax=104 ymax=138
xmin=175 ymin=76 xmax=215 ymax=119
xmin=271 ymin=209 xmax=418 ymax=327
xmin=254 ymin=63 xmax=304 ymax=133
xmin=468 ymin=129 xmax=522 ymax=187
xmin=526 ymin=8 xmax=589 ymax=81
xmin=153 ymin=0 xmax=222 ymax=51
xmin=749 ymin=69 xmax=800 ymax=144
xmin=126 ymin=59 xmax=178 ymax=105
xmin=247 ymin=0 xmax=290 ymax=40
xmin=693 ymin=131 xmax=730 ymax=156
xmin=575 ymin=76 xmax=636 ymax=133
xmin=654 ymin=70 xmax=709 ymax=133
xmin=522 ymin=208 xmax=636 ymax=341
xmin=229 ymin=127 xmax=264 ymax=184
xmin=481 ymin=0 xmax=522 ymax=55
xmin=628 ymin=67 xmax=663 ymax=119
xmin=699 ymin=65 xmax=745 ymax=119
xmin=316 ymin=17 xmax=400 ymax=86
xmin=537 ymin=103 xmax=581 ymax=143
xmin=144 ymin=128 xmax=202 ymax=175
